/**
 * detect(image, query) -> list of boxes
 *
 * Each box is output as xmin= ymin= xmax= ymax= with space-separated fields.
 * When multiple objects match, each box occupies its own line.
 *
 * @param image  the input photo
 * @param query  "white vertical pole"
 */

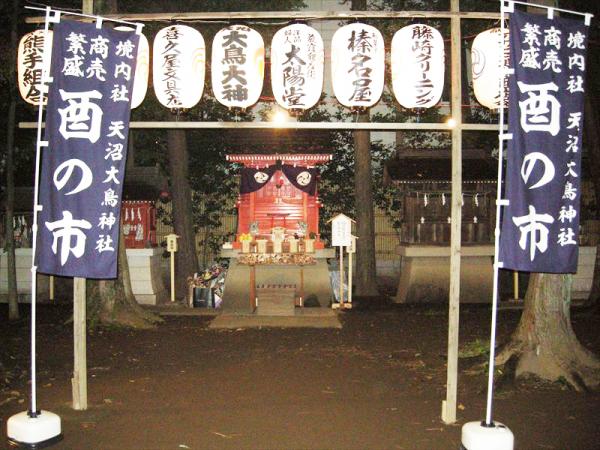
xmin=27 ymin=6 xmax=56 ymax=416
xmin=485 ymin=0 xmax=511 ymax=426
xmin=442 ymin=0 xmax=463 ymax=425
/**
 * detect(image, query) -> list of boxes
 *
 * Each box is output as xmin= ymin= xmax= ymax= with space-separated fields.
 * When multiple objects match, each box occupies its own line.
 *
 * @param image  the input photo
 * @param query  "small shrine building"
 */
xmin=227 ymin=153 xmax=331 ymax=245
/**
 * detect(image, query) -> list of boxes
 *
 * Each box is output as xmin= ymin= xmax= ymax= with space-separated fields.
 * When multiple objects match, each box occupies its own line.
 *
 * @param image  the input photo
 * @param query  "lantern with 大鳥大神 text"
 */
xmin=331 ymin=23 xmax=384 ymax=110
xmin=471 ymin=28 xmax=510 ymax=110
xmin=212 ymin=25 xmax=265 ymax=109
xmin=153 ymin=24 xmax=205 ymax=109
xmin=271 ymin=23 xmax=324 ymax=112
xmin=17 ymin=30 xmax=53 ymax=106
xmin=391 ymin=24 xmax=445 ymax=109
xmin=116 ymin=26 xmax=149 ymax=109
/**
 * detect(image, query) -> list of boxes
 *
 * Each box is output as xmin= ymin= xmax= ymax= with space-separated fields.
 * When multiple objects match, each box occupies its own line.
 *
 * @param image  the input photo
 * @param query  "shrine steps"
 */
xmin=255 ymin=284 xmax=296 ymax=316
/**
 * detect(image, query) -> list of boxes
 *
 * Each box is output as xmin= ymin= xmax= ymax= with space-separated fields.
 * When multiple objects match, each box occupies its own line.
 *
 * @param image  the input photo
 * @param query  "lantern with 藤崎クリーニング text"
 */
xmin=391 ymin=24 xmax=445 ymax=109
xmin=212 ymin=24 xmax=265 ymax=110
xmin=471 ymin=28 xmax=510 ymax=110
xmin=115 ymin=26 xmax=149 ymax=109
xmin=153 ymin=24 xmax=205 ymax=109
xmin=331 ymin=23 xmax=385 ymax=110
xmin=17 ymin=29 xmax=53 ymax=106
xmin=271 ymin=23 xmax=324 ymax=113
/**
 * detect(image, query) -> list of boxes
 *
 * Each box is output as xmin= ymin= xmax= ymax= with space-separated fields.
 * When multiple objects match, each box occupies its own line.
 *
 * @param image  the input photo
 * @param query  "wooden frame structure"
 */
xmin=20 ymin=0 xmax=503 ymax=424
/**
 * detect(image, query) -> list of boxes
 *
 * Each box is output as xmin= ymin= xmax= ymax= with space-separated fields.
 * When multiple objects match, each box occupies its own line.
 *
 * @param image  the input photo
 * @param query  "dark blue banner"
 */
xmin=36 ymin=20 xmax=139 ymax=278
xmin=499 ymin=11 xmax=588 ymax=273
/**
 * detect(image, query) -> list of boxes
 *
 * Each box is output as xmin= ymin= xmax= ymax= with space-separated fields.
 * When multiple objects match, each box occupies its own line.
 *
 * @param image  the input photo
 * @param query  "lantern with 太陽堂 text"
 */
xmin=116 ymin=26 xmax=149 ymax=109
xmin=271 ymin=23 xmax=324 ymax=112
xmin=471 ymin=28 xmax=510 ymax=110
xmin=153 ymin=24 xmax=205 ymax=109
xmin=391 ymin=24 xmax=445 ymax=109
xmin=331 ymin=23 xmax=384 ymax=109
xmin=17 ymin=29 xmax=53 ymax=106
xmin=212 ymin=25 xmax=264 ymax=109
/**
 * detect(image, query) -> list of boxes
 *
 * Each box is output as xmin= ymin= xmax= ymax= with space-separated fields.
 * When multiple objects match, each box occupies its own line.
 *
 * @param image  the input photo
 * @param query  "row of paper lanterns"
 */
xmin=18 ymin=23 xmax=507 ymax=111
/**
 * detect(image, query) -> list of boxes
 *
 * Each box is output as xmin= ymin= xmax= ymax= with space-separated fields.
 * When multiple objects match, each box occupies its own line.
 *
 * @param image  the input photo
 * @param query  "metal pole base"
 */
xmin=7 ymin=410 xmax=62 ymax=449
xmin=461 ymin=421 xmax=514 ymax=450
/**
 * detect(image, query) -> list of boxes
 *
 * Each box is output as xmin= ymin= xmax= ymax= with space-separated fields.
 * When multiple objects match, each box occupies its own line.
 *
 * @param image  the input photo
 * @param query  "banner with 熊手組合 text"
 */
xmin=499 ymin=10 xmax=589 ymax=273
xmin=36 ymin=19 xmax=139 ymax=279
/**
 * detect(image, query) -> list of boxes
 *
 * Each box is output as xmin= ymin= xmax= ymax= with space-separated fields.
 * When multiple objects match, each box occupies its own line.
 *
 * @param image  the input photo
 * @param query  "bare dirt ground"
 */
xmin=2 ymin=301 xmax=600 ymax=450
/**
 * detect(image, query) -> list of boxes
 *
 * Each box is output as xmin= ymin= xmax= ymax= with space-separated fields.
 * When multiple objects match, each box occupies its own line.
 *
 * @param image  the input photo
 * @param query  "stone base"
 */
xmin=395 ymin=245 xmax=494 ymax=303
xmin=126 ymin=248 xmax=168 ymax=305
xmin=220 ymin=249 xmax=335 ymax=315
xmin=0 ymin=249 xmax=49 ymax=302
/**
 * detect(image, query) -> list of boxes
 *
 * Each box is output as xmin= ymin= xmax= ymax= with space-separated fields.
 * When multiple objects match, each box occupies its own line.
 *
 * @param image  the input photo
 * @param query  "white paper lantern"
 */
xmin=17 ymin=30 xmax=53 ymax=106
xmin=153 ymin=25 xmax=205 ymax=109
xmin=212 ymin=25 xmax=265 ymax=109
xmin=331 ymin=23 xmax=384 ymax=109
xmin=116 ymin=27 xmax=149 ymax=109
xmin=471 ymin=28 xmax=510 ymax=110
xmin=391 ymin=24 xmax=445 ymax=109
xmin=271 ymin=23 xmax=324 ymax=112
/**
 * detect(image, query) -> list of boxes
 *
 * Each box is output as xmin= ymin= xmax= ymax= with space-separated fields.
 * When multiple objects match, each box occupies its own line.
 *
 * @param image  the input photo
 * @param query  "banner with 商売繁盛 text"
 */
xmin=499 ymin=10 xmax=589 ymax=274
xmin=36 ymin=19 xmax=139 ymax=279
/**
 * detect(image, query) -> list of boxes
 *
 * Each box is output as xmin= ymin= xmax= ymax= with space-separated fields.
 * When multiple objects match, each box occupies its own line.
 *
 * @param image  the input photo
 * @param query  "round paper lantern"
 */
xmin=153 ymin=25 xmax=205 ymax=109
xmin=391 ymin=24 xmax=445 ymax=109
xmin=271 ymin=23 xmax=324 ymax=112
xmin=471 ymin=28 xmax=510 ymax=110
xmin=212 ymin=25 xmax=265 ymax=109
xmin=331 ymin=23 xmax=384 ymax=109
xmin=116 ymin=27 xmax=149 ymax=109
xmin=17 ymin=30 xmax=53 ymax=106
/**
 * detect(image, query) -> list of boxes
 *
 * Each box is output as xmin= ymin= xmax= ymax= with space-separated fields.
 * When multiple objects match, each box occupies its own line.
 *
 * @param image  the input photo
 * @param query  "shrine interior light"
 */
xmin=446 ymin=117 xmax=457 ymax=128
xmin=272 ymin=110 xmax=289 ymax=126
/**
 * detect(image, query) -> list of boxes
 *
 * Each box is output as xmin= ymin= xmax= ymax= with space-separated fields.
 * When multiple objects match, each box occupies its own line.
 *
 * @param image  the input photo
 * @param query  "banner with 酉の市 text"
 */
xmin=499 ymin=11 xmax=588 ymax=273
xmin=36 ymin=20 xmax=139 ymax=278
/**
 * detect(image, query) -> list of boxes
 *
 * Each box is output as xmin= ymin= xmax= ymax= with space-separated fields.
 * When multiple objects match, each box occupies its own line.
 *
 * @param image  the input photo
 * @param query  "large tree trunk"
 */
xmin=353 ymin=113 xmax=379 ymax=296
xmin=4 ymin=0 xmax=20 ymax=321
xmin=496 ymin=273 xmax=600 ymax=390
xmin=350 ymin=0 xmax=378 ymax=297
xmin=89 ymin=224 xmax=160 ymax=328
xmin=167 ymin=129 xmax=198 ymax=299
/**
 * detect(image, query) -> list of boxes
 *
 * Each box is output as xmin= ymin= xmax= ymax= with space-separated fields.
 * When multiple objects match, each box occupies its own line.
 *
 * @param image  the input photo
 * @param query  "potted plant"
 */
xmin=239 ymin=233 xmax=252 ymax=253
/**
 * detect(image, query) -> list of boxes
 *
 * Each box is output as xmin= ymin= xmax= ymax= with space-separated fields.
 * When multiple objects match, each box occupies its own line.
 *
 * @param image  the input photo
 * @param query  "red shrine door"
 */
xmin=240 ymin=170 xmax=318 ymax=236
xmin=229 ymin=153 xmax=330 ymax=241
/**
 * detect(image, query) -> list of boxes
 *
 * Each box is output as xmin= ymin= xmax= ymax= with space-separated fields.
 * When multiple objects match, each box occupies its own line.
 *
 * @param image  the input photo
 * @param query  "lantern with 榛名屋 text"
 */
xmin=331 ymin=23 xmax=384 ymax=109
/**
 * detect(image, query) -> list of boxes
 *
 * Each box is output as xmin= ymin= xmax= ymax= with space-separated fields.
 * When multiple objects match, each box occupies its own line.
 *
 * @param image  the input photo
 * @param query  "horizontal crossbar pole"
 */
xmin=18 ymin=121 xmax=502 ymax=131
xmin=25 ymin=10 xmax=501 ymax=24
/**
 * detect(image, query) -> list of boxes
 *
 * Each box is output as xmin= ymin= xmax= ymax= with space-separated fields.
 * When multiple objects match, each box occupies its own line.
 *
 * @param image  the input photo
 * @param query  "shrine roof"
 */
xmin=226 ymin=154 xmax=332 ymax=166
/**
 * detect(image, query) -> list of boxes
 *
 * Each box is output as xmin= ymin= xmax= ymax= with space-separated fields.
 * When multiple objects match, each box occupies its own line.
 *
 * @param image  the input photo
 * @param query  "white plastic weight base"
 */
xmin=461 ymin=421 xmax=514 ymax=450
xmin=7 ymin=410 xmax=62 ymax=448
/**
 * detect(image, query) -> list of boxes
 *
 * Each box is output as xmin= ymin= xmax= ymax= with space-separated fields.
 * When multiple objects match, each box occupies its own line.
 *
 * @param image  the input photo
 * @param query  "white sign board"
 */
xmin=331 ymin=214 xmax=353 ymax=247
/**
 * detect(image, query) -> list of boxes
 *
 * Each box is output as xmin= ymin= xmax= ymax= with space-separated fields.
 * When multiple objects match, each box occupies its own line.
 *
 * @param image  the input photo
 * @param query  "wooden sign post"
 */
xmin=166 ymin=234 xmax=179 ymax=302
xmin=346 ymin=235 xmax=357 ymax=309
xmin=329 ymin=214 xmax=354 ymax=309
